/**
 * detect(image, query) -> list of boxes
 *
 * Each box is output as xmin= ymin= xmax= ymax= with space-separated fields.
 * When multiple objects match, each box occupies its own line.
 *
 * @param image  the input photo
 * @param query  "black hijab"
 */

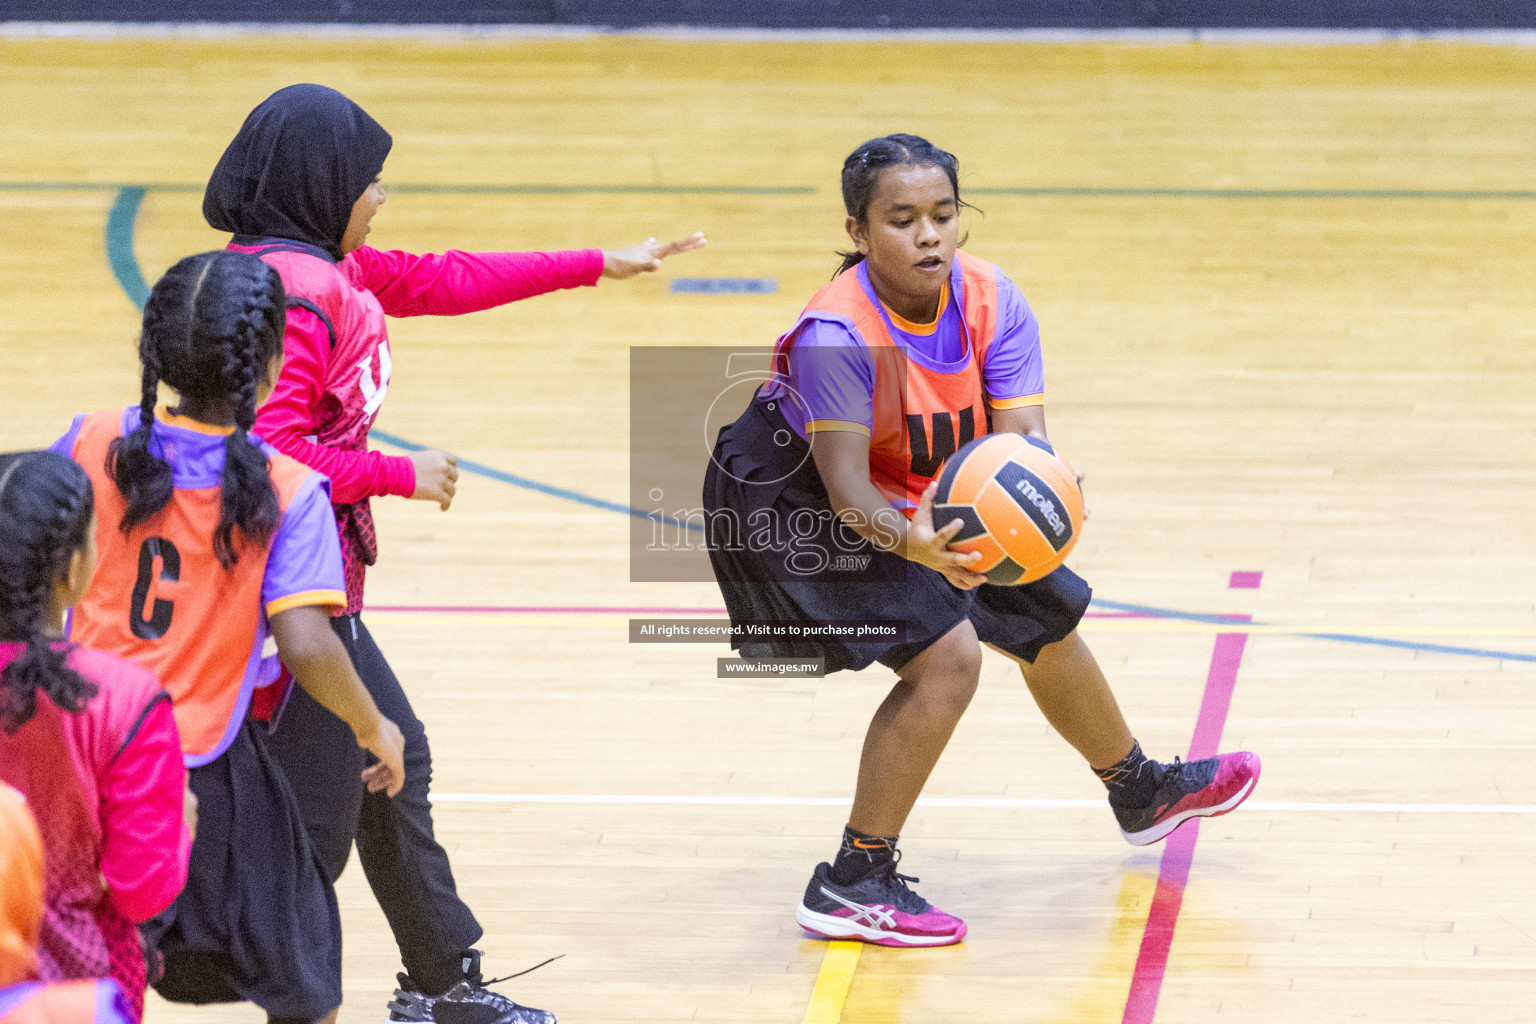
xmin=204 ymin=84 xmax=392 ymax=261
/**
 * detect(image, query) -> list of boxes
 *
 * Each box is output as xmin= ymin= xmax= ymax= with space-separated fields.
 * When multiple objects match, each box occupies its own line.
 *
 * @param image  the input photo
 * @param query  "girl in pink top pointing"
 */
xmin=0 ymin=451 xmax=193 ymax=1023
xmin=204 ymin=83 xmax=703 ymax=1024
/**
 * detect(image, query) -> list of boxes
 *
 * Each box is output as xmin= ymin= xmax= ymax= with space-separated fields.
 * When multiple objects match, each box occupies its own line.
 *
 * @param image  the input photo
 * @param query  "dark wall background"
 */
xmin=3 ymin=0 xmax=1533 ymax=30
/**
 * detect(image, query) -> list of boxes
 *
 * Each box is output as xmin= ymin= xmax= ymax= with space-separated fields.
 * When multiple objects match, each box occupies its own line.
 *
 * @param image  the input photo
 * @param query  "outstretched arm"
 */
xmin=598 ymin=233 xmax=707 ymax=280
xmin=346 ymin=234 xmax=707 ymax=317
xmin=348 ymin=246 xmax=603 ymax=317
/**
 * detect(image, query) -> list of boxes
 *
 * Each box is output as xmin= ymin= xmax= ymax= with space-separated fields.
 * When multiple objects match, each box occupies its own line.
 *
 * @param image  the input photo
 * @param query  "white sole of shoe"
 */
xmin=1119 ymin=773 xmax=1258 ymax=847
xmin=795 ymin=903 xmax=962 ymax=946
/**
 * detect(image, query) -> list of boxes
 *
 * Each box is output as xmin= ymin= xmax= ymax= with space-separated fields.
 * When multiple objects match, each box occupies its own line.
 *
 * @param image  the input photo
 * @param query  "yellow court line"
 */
xmin=802 ymin=941 xmax=863 ymax=1024
xmin=1049 ymin=868 xmax=1159 ymax=1024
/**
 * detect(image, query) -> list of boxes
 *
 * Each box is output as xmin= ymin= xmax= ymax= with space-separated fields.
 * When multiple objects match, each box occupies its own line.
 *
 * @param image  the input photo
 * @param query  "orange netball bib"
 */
xmin=772 ymin=250 xmax=1002 ymax=513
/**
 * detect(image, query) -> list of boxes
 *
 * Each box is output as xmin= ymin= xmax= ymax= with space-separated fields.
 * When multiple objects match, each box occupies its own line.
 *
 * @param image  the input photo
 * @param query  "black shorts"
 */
xmin=704 ymin=397 xmax=1091 ymax=674
xmin=145 ymin=720 xmax=342 ymax=1021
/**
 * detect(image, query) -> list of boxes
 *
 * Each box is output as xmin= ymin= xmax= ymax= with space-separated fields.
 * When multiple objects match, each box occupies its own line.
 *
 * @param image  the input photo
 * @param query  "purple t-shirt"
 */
xmin=0 ymin=980 xmax=135 ymax=1024
xmin=773 ymin=261 xmax=1044 ymax=438
xmin=52 ymin=407 xmax=345 ymax=622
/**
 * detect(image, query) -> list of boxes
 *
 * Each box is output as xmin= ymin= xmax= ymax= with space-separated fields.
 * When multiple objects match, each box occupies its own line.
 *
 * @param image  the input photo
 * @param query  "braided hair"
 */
xmin=107 ymin=250 xmax=287 ymax=569
xmin=834 ymin=133 xmax=975 ymax=277
xmin=0 ymin=451 xmax=97 ymax=734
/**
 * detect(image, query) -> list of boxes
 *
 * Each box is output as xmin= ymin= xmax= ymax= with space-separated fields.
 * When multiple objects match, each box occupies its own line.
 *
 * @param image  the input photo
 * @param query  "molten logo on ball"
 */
xmin=1013 ymin=476 xmax=1067 ymax=538
xmin=931 ymin=432 xmax=1085 ymax=586
xmin=995 ymin=462 xmax=1073 ymax=550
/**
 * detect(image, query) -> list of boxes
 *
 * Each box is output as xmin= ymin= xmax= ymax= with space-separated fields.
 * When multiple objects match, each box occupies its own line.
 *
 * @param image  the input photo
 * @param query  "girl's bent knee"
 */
xmin=902 ymin=620 xmax=983 ymax=698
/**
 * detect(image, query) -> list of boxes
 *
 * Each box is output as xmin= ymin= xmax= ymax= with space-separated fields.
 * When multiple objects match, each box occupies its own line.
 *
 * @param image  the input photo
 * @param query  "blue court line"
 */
xmin=1089 ymin=597 xmax=1252 ymax=625
xmin=101 ymin=186 xmax=1536 ymax=666
xmin=1292 ymin=631 xmax=1536 ymax=663
xmin=672 ymin=277 xmax=778 ymax=294
xmin=368 ymin=428 xmax=659 ymax=522
xmin=105 ymin=186 xmax=151 ymax=310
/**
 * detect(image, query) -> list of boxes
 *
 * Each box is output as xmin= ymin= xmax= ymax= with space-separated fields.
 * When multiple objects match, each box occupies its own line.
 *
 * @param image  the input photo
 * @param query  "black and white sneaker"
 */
xmin=386 ymin=949 xmax=557 ymax=1024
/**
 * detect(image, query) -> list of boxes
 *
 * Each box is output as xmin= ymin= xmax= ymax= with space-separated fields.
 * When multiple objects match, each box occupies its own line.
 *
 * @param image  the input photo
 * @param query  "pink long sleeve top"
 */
xmin=0 ymin=645 xmax=190 ymax=1023
xmin=248 ymin=243 xmax=603 ymax=611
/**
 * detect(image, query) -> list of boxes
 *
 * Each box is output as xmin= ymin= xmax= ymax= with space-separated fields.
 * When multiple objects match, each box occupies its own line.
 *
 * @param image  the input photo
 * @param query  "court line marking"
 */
xmin=1069 ymin=602 xmax=1536 ymax=662
xmin=6 ymin=180 xmax=813 ymax=195
xmin=971 ymin=186 xmax=1536 ymax=200
xmin=373 ymin=604 xmax=734 ymax=614
xmin=671 ymin=276 xmax=778 ymax=294
xmin=100 ymin=185 xmax=1536 ymax=666
xmin=365 ymin=604 xmax=1536 ymax=640
xmin=426 ymin=793 xmax=1536 ymax=814
xmin=9 ymin=23 xmax=1536 ymax=46
xmin=391 ymin=183 xmax=814 ymax=195
xmin=800 ymin=941 xmax=862 ymax=1024
xmin=1122 ymin=574 xmax=1254 ymax=1024
xmin=1287 ymin=630 xmax=1536 ymax=659
xmin=105 ymin=185 xmax=150 ymax=308
xmin=364 ymin=604 xmax=1161 ymax=619
xmin=364 ymin=609 xmax=1536 ymax=646
xmin=366 ymin=427 xmax=670 ymax=521
xmin=25 ymin=179 xmax=1536 ymax=200
xmin=371 ymin=427 xmax=648 ymax=518
xmin=357 ymin=603 xmax=1536 ymax=658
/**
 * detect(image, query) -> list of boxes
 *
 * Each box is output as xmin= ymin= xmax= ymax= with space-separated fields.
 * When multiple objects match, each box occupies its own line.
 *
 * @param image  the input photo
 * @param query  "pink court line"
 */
xmin=364 ymin=605 xmax=1161 ymax=617
xmin=366 ymin=605 xmax=729 ymax=614
xmin=1121 ymin=574 xmax=1258 ymax=1024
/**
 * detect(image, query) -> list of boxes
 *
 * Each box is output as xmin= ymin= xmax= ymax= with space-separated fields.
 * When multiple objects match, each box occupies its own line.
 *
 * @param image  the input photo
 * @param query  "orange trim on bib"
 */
xmin=266 ymin=590 xmax=347 ymax=617
xmin=804 ymin=419 xmax=872 ymax=436
xmin=988 ymin=392 xmax=1044 ymax=410
xmin=881 ymin=280 xmax=948 ymax=336
xmin=156 ymin=407 xmax=237 ymax=436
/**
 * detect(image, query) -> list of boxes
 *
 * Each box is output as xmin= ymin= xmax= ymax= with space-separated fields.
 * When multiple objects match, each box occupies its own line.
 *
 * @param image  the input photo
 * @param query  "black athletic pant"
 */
xmin=267 ymin=613 xmax=483 ymax=991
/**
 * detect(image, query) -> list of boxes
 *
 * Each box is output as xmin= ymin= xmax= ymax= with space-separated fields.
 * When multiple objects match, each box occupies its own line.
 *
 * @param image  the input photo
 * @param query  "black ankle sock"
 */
xmin=410 ymin=951 xmax=469 ymax=998
xmin=1094 ymin=740 xmax=1164 ymax=807
xmin=830 ymin=824 xmax=898 ymax=885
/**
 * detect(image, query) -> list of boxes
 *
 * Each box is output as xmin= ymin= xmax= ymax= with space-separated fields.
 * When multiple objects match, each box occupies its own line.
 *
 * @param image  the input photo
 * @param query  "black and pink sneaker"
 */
xmin=1114 ymin=751 xmax=1261 ymax=846
xmin=795 ymin=860 xmax=968 ymax=947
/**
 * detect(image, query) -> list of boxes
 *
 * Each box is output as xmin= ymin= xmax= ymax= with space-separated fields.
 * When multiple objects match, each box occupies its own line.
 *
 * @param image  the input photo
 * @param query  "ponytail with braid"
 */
xmin=214 ymin=265 xmax=285 ymax=568
xmin=108 ymin=250 xmax=287 ymax=570
xmin=106 ymin=301 xmax=175 ymax=535
xmin=0 ymin=451 xmax=97 ymax=734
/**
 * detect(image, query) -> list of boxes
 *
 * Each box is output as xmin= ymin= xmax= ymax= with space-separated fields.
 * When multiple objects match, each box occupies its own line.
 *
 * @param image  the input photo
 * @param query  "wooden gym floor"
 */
xmin=2 ymin=29 xmax=1535 ymax=1023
